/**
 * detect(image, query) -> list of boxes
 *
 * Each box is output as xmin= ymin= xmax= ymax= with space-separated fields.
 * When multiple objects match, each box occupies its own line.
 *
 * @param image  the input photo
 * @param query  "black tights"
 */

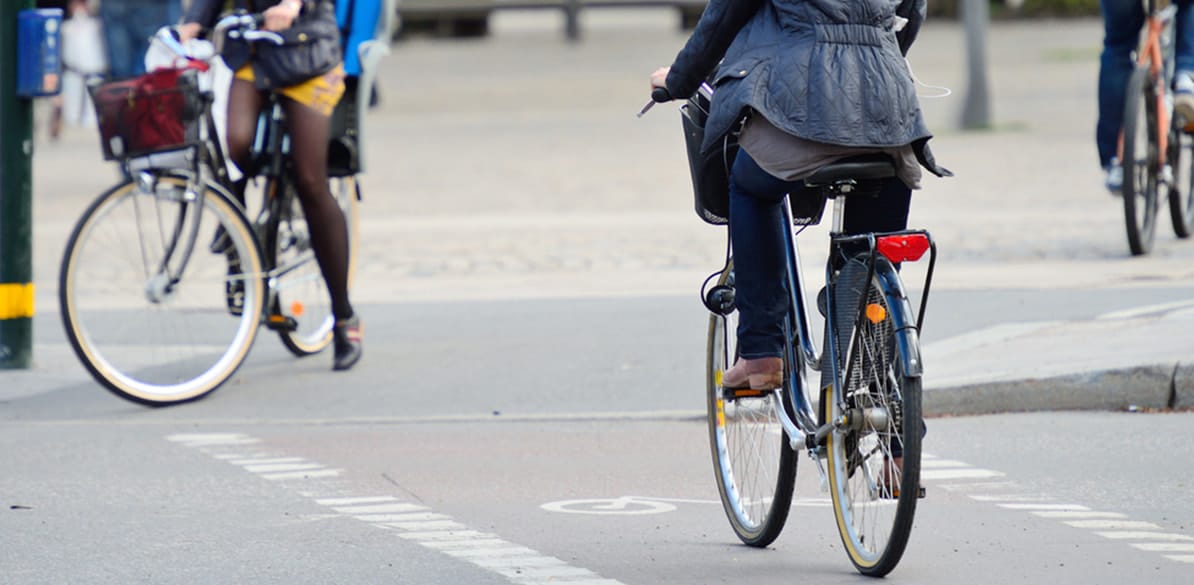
xmin=225 ymin=79 xmax=354 ymax=321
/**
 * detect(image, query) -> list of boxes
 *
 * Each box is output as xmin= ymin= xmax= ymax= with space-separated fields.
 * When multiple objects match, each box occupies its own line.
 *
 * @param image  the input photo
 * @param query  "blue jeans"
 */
xmin=1097 ymin=0 xmax=1194 ymax=168
xmin=728 ymin=150 xmax=911 ymax=359
xmin=100 ymin=0 xmax=179 ymax=80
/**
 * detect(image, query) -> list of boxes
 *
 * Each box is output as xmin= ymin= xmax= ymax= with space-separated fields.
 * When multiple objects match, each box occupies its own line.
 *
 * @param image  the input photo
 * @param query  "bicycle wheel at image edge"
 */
xmin=59 ymin=174 xmax=264 ymax=405
xmin=1167 ymin=120 xmax=1194 ymax=238
xmin=269 ymin=175 xmax=360 ymax=356
xmin=823 ymin=257 xmax=922 ymax=576
xmin=706 ymin=262 xmax=796 ymax=547
xmin=1123 ymin=66 xmax=1160 ymax=255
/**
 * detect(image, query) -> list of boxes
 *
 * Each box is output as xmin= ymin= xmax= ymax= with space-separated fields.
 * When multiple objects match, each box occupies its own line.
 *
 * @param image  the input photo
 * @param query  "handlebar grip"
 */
xmin=651 ymin=87 xmax=673 ymax=103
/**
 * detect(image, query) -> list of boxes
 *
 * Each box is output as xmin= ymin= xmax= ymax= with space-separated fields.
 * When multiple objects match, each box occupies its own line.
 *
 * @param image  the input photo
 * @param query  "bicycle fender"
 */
xmin=874 ymin=260 xmax=924 ymax=378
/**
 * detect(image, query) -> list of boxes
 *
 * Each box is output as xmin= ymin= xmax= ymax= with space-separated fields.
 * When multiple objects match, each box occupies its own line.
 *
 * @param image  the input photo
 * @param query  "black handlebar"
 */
xmin=651 ymin=87 xmax=673 ymax=103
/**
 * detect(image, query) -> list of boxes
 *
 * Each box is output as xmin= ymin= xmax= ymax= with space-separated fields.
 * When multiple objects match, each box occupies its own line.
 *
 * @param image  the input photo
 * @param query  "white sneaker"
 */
xmin=1105 ymin=157 xmax=1123 ymax=197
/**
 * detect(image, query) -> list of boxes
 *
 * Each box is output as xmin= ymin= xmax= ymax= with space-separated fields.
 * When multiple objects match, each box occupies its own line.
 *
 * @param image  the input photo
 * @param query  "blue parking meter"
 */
xmin=16 ymin=8 xmax=63 ymax=98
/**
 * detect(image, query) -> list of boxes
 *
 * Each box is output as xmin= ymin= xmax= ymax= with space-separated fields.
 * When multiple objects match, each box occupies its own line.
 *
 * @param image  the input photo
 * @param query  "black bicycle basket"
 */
xmin=681 ymin=83 xmax=737 ymax=225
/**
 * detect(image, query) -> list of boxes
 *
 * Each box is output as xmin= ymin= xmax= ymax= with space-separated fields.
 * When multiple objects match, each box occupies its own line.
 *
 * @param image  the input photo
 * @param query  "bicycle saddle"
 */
xmin=803 ymin=154 xmax=897 ymax=187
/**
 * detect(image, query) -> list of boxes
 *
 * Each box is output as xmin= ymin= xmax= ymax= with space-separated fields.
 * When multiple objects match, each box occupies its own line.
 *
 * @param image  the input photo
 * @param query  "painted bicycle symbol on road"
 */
xmin=541 ymin=495 xmax=831 ymax=515
xmin=540 ymin=496 xmax=717 ymax=515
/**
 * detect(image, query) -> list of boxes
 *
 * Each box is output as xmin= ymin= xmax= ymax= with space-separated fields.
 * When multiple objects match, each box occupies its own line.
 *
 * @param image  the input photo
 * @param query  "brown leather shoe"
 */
xmin=722 ymin=356 xmax=783 ymax=390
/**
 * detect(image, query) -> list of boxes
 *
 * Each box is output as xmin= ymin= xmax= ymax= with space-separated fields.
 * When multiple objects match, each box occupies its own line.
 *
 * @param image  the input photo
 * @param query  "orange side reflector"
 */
xmin=866 ymin=303 xmax=887 ymax=324
xmin=290 ymin=301 xmax=304 ymax=317
xmin=876 ymin=234 xmax=930 ymax=263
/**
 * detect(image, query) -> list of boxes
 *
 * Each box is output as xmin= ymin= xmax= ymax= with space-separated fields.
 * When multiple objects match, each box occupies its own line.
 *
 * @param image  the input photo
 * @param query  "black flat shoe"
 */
xmin=332 ymin=315 xmax=362 ymax=371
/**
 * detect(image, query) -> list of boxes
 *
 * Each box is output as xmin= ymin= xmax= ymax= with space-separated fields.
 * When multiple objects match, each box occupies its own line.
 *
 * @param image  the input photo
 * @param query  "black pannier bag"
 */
xmin=681 ymin=82 xmax=737 ymax=225
xmin=327 ymin=76 xmax=361 ymax=177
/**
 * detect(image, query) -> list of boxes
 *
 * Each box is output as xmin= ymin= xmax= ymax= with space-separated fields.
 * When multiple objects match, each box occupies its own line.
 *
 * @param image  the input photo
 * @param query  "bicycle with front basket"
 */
xmin=648 ymin=84 xmax=935 ymax=576
xmin=59 ymin=14 xmax=361 ymax=406
xmin=1120 ymin=0 xmax=1194 ymax=255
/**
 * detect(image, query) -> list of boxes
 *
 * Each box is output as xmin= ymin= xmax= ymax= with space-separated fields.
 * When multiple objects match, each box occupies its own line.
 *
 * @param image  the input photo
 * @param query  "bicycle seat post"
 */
xmin=828 ymin=184 xmax=854 ymax=236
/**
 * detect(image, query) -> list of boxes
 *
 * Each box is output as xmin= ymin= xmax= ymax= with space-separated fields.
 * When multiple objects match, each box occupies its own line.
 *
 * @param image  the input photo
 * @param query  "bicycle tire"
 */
xmin=1123 ymin=66 xmax=1160 ymax=255
xmin=59 ymin=173 xmax=264 ymax=406
xmin=271 ymin=175 xmax=361 ymax=356
xmin=823 ymin=255 xmax=922 ymax=577
xmin=706 ymin=261 xmax=796 ymax=547
xmin=1167 ymin=121 xmax=1194 ymax=238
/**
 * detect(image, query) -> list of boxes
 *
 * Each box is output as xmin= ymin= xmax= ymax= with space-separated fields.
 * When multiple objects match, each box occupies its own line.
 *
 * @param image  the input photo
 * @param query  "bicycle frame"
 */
xmin=765 ymin=192 xmax=936 ymax=471
xmin=1129 ymin=0 xmax=1179 ymax=158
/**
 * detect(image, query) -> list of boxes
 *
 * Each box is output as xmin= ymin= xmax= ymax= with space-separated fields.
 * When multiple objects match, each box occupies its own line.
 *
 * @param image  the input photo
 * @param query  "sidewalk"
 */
xmin=10 ymin=12 xmax=1194 ymax=415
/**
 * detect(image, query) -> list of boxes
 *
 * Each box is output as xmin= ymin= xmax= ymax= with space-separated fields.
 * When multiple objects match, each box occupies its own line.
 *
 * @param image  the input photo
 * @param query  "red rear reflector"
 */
xmin=876 ymin=234 xmax=930 ymax=263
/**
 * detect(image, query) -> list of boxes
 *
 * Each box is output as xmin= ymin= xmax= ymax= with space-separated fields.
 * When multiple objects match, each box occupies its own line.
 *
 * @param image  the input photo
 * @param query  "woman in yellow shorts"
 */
xmin=179 ymin=0 xmax=361 ymax=371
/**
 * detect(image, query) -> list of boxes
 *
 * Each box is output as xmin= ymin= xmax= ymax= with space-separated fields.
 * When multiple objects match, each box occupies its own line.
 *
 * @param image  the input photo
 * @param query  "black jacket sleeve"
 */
xmin=895 ymin=0 xmax=926 ymax=55
xmin=664 ymin=0 xmax=764 ymax=99
xmin=183 ymin=0 xmax=223 ymax=27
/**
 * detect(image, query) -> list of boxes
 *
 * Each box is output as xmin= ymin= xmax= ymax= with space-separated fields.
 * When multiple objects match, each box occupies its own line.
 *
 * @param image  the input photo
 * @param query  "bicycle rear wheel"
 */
xmin=59 ymin=173 xmax=264 ymax=405
xmin=823 ymin=256 xmax=922 ymax=576
xmin=1167 ymin=120 xmax=1194 ymax=238
xmin=1123 ymin=66 xmax=1160 ymax=255
xmin=269 ymin=175 xmax=360 ymax=356
xmin=706 ymin=262 xmax=796 ymax=547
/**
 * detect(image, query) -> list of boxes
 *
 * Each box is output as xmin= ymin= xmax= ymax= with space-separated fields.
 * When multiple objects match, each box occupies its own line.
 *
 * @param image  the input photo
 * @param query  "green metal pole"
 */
xmin=0 ymin=0 xmax=36 ymax=369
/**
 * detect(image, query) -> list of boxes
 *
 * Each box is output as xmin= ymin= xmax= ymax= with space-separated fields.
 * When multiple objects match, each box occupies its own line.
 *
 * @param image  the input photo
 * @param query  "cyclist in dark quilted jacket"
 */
xmin=650 ymin=0 xmax=949 ymax=390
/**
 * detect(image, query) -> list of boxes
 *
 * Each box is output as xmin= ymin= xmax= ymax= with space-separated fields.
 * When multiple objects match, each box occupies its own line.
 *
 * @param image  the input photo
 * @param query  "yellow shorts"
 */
xmin=235 ymin=64 xmax=346 ymax=117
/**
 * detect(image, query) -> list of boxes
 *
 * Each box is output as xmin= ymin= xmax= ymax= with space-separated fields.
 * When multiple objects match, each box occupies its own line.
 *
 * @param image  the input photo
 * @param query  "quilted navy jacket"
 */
xmin=665 ymin=0 xmax=948 ymax=176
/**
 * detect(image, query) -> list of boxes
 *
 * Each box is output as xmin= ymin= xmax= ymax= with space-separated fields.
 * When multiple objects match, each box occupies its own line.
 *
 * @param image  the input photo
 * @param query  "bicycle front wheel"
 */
xmin=59 ymin=173 xmax=265 ymax=405
xmin=823 ymin=256 xmax=922 ymax=576
xmin=706 ymin=261 xmax=796 ymax=547
xmin=1123 ymin=66 xmax=1160 ymax=255
xmin=270 ymin=175 xmax=360 ymax=356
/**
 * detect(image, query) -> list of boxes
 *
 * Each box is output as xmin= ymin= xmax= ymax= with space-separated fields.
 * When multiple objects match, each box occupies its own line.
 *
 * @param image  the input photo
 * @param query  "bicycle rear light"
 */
xmin=876 ymin=234 xmax=930 ymax=263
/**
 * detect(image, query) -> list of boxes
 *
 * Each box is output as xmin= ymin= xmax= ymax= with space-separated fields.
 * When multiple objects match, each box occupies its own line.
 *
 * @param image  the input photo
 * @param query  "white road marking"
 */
xmin=1132 ymin=543 xmax=1194 ymax=552
xmin=937 ymin=481 xmax=1019 ymax=492
xmin=169 ymin=432 xmax=628 ymax=585
xmin=259 ymin=468 xmax=341 ymax=480
xmin=167 ymin=433 xmax=259 ymax=446
xmin=920 ymin=468 xmax=1005 ymax=480
xmin=514 ymin=581 xmax=621 ymax=585
xmin=998 ymin=503 xmax=1090 ymax=511
xmin=970 ymin=494 xmax=1053 ymax=503
xmin=242 ymin=462 xmax=327 ymax=473
xmin=395 ymin=530 xmax=497 ymax=541
xmin=920 ymin=452 xmax=1193 ymax=568
xmin=1066 ymin=520 xmax=1162 ymax=530
xmin=227 ymin=457 xmax=306 ymax=465
xmin=1097 ymin=299 xmax=1194 ymax=320
xmin=380 ymin=520 xmax=468 ymax=531
xmin=921 ymin=459 xmax=974 ymax=468
xmin=444 ymin=547 xmax=540 ymax=559
xmin=421 ymin=539 xmax=511 ymax=550
xmin=1096 ymin=532 xmax=1194 ymax=541
xmin=354 ymin=513 xmax=451 ymax=523
xmin=316 ymin=496 xmax=399 ymax=506
xmin=496 ymin=566 xmax=596 ymax=579
xmin=330 ymin=503 xmax=427 ymax=515
xmin=922 ymin=322 xmax=1059 ymax=356
xmin=1033 ymin=511 xmax=1128 ymax=519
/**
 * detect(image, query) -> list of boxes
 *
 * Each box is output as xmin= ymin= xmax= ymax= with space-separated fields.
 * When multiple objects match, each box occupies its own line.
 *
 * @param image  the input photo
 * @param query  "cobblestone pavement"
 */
xmin=27 ymin=12 xmax=1194 ymax=310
